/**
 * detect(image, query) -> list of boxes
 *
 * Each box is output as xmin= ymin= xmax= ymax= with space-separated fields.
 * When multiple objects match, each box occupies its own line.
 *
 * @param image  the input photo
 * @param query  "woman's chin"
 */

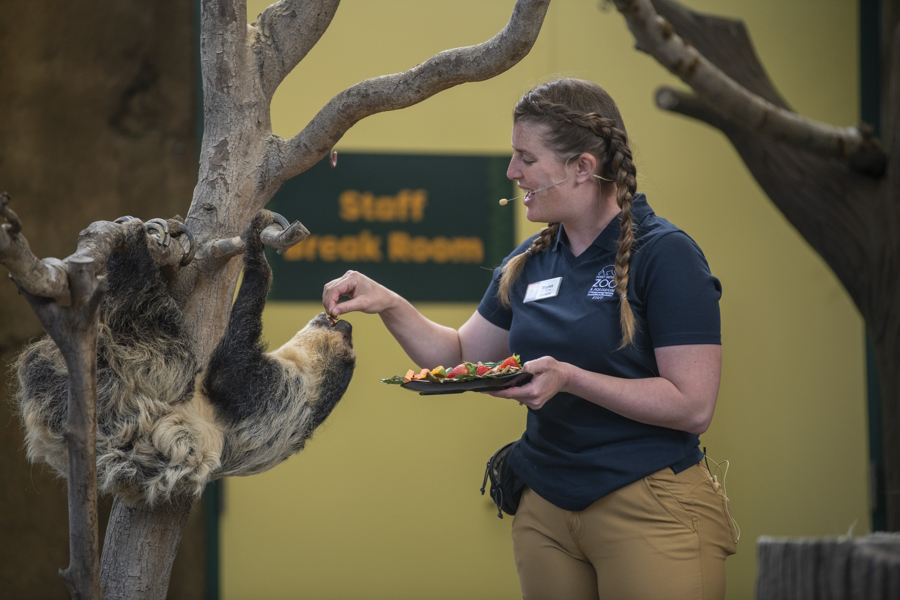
xmin=525 ymin=205 xmax=549 ymax=223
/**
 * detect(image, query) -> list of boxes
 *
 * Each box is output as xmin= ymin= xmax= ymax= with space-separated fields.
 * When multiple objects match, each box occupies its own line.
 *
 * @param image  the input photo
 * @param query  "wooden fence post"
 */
xmin=757 ymin=534 xmax=900 ymax=599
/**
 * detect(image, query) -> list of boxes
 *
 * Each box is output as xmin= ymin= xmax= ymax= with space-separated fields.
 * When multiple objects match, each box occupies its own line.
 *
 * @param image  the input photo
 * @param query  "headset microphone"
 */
xmin=499 ymin=177 xmax=568 ymax=206
xmin=499 ymin=171 xmax=616 ymax=206
xmin=499 ymin=154 xmax=614 ymax=206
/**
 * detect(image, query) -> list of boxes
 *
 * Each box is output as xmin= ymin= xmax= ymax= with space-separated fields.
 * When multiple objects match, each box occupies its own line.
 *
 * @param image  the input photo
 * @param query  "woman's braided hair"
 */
xmin=497 ymin=79 xmax=639 ymax=347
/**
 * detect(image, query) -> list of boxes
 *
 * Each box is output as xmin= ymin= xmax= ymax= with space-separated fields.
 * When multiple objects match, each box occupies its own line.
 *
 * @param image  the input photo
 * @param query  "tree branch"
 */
xmin=653 ymin=88 xmax=881 ymax=322
xmin=654 ymin=87 xmax=728 ymax=131
xmin=17 ymin=256 xmax=107 ymax=600
xmin=1 ymin=197 xmax=192 ymax=300
xmin=250 ymin=0 xmax=341 ymax=101
xmin=650 ymin=0 xmax=789 ymax=110
xmin=612 ymin=0 xmax=887 ymax=175
xmin=207 ymin=217 xmax=309 ymax=259
xmin=210 ymin=236 xmax=245 ymax=259
xmin=275 ymin=0 xmax=550 ymax=183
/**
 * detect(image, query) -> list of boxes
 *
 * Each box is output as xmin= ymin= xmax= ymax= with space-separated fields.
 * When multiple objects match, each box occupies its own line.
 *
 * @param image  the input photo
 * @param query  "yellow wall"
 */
xmin=222 ymin=1 xmax=868 ymax=598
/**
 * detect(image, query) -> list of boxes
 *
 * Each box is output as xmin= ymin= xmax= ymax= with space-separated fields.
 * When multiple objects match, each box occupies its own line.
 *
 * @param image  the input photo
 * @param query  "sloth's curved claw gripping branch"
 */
xmin=167 ymin=221 xmax=196 ymax=267
xmin=260 ymin=211 xmax=310 ymax=255
xmin=209 ymin=211 xmax=309 ymax=260
xmin=116 ymin=216 xmax=195 ymax=267
xmin=2 ymin=197 xmax=195 ymax=301
xmin=145 ymin=218 xmax=171 ymax=247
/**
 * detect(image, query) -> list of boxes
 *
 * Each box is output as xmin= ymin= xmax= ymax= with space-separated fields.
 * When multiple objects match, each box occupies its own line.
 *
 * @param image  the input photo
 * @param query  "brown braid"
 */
xmin=498 ymin=223 xmax=559 ymax=308
xmin=497 ymin=79 xmax=639 ymax=346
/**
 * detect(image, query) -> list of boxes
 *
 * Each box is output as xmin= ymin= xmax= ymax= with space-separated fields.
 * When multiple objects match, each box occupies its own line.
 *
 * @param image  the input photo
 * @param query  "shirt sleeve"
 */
xmin=637 ymin=231 xmax=722 ymax=348
xmin=477 ymin=264 xmax=513 ymax=330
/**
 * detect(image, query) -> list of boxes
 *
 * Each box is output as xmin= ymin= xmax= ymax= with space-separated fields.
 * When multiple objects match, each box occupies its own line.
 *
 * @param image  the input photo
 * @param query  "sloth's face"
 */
xmin=274 ymin=313 xmax=356 ymax=377
xmin=307 ymin=312 xmax=353 ymax=349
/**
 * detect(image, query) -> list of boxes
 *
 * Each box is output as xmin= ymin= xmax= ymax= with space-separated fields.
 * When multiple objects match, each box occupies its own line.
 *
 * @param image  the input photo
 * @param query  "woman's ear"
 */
xmin=573 ymin=152 xmax=599 ymax=184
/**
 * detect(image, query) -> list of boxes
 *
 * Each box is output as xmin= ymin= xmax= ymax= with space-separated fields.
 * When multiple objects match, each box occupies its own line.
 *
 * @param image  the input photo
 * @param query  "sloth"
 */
xmin=14 ymin=211 xmax=355 ymax=505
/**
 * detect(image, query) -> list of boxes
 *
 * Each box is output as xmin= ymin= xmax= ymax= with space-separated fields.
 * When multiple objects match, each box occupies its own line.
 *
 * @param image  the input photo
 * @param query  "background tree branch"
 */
xmin=276 ymin=0 xmax=551 ymax=184
xmin=651 ymin=0 xmax=789 ymax=109
xmin=613 ymin=0 xmax=886 ymax=174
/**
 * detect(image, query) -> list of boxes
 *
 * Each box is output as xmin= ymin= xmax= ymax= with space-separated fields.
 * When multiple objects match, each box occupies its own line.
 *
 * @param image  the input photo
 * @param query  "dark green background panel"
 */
xmin=266 ymin=153 xmax=515 ymax=302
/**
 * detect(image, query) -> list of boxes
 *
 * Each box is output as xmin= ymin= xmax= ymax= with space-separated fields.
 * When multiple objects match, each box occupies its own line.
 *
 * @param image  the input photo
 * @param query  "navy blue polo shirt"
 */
xmin=477 ymin=194 xmax=721 ymax=511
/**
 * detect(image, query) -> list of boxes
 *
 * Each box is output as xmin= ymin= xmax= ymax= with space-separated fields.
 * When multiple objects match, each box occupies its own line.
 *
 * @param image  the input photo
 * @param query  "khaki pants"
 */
xmin=511 ymin=462 xmax=738 ymax=600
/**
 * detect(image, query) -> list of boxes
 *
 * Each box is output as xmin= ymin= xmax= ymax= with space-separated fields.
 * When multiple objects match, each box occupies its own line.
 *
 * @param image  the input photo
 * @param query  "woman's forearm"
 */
xmin=562 ymin=365 xmax=715 ymax=434
xmin=493 ymin=346 xmax=720 ymax=434
xmin=378 ymin=292 xmax=463 ymax=369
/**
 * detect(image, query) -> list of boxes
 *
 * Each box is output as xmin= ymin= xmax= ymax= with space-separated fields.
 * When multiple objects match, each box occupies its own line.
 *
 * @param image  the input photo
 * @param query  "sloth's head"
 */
xmin=311 ymin=312 xmax=353 ymax=348
xmin=274 ymin=312 xmax=356 ymax=376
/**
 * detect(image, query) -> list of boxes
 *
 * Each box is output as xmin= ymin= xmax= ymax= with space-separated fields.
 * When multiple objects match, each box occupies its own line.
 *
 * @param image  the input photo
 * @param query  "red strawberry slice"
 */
xmin=476 ymin=365 xmax=491 ymax=376
xmin=497 ymin=355 xmax=520 ymax=370
xmin=446 ymin=364 xmax=469 ymax=379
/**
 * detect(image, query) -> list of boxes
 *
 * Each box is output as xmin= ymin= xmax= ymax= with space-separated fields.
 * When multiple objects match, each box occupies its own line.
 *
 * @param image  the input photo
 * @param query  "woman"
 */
xmin=322 ymin=78 xmax=737 ymax=600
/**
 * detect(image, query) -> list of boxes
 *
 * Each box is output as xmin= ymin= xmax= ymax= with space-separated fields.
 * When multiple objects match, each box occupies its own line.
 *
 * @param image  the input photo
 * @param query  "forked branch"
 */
xmin=276 ymin=0 xmax=551 ymax=182
xmin=251 ymin=0 xmax=342 ymax=100
xmin=612 ymin=0 xmax=887 ymax=175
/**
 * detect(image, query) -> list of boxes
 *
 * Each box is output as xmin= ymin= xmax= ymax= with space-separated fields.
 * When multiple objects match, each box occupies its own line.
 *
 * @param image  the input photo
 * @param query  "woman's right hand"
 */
xmin=322 ymin=270 xmax=397 ymax=318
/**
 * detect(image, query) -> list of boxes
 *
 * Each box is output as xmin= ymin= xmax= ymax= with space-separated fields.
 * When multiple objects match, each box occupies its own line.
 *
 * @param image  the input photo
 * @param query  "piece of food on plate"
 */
xmin=383 ymin=355 xmax=522 ymax=385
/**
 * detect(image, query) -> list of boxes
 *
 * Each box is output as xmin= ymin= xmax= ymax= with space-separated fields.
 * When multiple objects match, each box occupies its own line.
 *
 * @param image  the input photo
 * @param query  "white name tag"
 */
xmin=523 ymin=277 xmax=562 ymax=303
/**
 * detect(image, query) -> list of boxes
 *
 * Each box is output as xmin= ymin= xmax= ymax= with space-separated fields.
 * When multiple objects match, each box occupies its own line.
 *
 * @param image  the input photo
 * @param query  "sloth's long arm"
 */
xmin=203 ymin=213 xmax=280 ymax=424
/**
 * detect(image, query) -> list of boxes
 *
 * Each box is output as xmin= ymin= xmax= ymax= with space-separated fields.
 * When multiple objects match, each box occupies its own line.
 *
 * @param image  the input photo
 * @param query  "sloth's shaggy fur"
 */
xmin=203 ymin=212 xmax=355 ymax=477
xmin=14 ymin=213 xmax=355 ymax=504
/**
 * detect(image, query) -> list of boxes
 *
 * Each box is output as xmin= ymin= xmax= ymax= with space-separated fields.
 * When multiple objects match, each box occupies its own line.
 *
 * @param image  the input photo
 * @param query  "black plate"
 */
xmin=400 ymin=372 xmax=532 ymax=395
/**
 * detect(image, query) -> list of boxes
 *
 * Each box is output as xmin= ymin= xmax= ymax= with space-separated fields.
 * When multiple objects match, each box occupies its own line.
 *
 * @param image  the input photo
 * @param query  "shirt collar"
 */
xmin=553 ymin=193 xmax=652 ymax=252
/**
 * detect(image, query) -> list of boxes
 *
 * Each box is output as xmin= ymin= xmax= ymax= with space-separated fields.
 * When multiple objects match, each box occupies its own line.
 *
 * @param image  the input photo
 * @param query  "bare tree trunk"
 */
xmin=100 ymin=497 xmax=193 ymax=600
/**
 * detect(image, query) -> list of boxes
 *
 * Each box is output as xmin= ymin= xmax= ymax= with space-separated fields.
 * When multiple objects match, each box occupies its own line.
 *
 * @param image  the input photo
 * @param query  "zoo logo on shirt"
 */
xmin=588 ymin=265 xmax=616 ymax=299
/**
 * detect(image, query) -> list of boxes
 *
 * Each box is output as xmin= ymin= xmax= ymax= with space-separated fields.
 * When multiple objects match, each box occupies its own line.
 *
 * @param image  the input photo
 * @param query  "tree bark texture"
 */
xmin=100 ymin=497 xmax=193 ymax=600
xmin=15 ymin=257 xmax=108 ymax=599
xmin=619 ymin=0 xmax=900 ymax=530
xmin=0 ymin=1 xmax=205 ymax=598
xmin=55 ymin=260 xmax=106 ymax=600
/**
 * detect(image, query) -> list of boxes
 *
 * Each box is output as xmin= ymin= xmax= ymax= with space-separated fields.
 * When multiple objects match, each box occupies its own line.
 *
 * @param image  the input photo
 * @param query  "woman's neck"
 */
xmin=562 ymin=192 xmax=621 ymax=257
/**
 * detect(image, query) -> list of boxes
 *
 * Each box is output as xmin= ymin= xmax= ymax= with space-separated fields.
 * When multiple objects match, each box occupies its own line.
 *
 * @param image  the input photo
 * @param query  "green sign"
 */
xmin=266 ymin=152 xmax=515 ymax=302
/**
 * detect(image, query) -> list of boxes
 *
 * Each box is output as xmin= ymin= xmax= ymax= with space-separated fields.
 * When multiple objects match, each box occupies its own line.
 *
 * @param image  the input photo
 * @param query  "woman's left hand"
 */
xmin=485 ymin=356 xmax=569 ymax=410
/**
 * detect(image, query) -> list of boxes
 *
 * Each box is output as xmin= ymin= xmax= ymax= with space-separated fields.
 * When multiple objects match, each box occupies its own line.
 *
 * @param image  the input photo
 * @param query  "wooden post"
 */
xmin=757 ymin=534 xmax=900 ymax=599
